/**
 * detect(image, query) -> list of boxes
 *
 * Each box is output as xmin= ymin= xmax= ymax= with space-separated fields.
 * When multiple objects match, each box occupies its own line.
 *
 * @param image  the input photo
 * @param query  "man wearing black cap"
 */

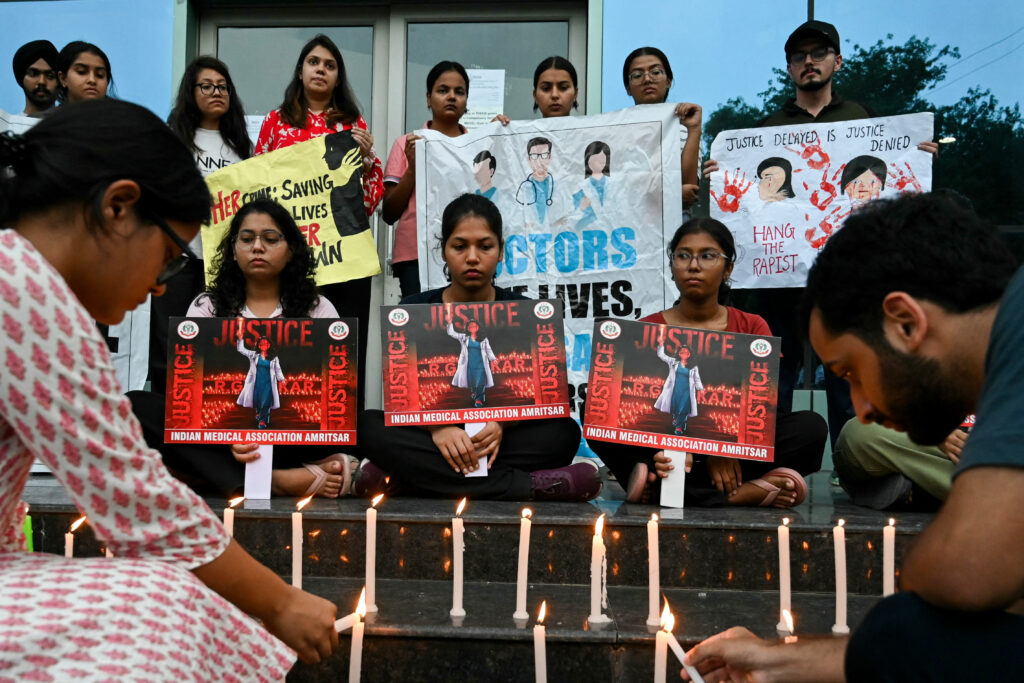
xmin=12 ymin=40 xmax=59 ymax=117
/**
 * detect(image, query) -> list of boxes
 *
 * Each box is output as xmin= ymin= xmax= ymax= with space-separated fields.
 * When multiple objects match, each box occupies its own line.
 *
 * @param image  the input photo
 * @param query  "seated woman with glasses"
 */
xmin=622 ymin=47 xmax=702 ymax=210
xmin=586 ymin=218 xmax=827 ymax=508
xmin=130 ymin=199 xmax=357 ymax=499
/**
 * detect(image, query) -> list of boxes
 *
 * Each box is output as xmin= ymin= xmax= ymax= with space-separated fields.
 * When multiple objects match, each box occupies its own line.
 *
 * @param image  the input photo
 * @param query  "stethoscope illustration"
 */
xmin=515 ymin=174 xmax=555 ymax=206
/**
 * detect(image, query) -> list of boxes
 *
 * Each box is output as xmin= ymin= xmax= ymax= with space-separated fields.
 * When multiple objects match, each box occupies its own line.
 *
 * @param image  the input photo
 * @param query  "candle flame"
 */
xmin=781 ymin=609 xmax=794 ymax=634
xmin=782 ymin=517 xmax=790 ymax=526
xmin=595 ymin=513 xmax=605 ymax=537
xmin=228 ymin=496 xmax=245 ymax=508
xmin=356 ymin=587 xmax=367 ymax=617
xmin=660 ymin=601 xmax=675 ymax=632
xmin=538 ymin=600 xmax=547 ymax=623
xmin=371 ymin=494 xmax=384 ymax=508
xmin=384 ymin=476 xmax=390 ymax=484
xmin=522 ymin=508 xmax=532 ymax=519
xmin=651 ymin=513 xmax=658 ymax=522
xmin=456 ymin=498 xmax=467 ymax=516
xmin=838 ymin=519 xmax=845 ymax=528
xmin=888 ymin=518 xmax=895 ymax=527
xmin=296 ymin=495 xmax=313 ymax=511
xmin=69 ymin=516 xmax=86 ymax=533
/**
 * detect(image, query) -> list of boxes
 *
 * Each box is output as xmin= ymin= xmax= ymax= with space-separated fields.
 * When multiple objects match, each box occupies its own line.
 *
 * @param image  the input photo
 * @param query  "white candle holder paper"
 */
xmin=243 ymin=445 xmax=274 ymax=499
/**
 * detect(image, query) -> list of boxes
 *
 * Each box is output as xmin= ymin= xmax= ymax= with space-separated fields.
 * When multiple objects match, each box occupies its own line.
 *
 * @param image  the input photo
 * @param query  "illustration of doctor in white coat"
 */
xmin=654 ymin=336 xmax=703 ymax=435
xmin=235 ymin=317 xmax=285 ymax=429
xmin=446 ymin=306 xmax=497 ymax=408
xmin=572 ymin=140 xmax=617 ymax=229
xmin=515 ymin=136 xmax=572 ymax=229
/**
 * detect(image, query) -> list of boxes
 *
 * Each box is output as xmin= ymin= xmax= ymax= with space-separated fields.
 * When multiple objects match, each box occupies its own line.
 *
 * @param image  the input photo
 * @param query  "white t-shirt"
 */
xmin=191 ymin=128 xmax=243 ymax=254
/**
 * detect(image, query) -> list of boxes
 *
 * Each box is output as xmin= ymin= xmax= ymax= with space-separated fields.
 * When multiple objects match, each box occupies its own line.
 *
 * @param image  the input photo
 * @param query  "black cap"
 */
xmin=785 ymin=21 xmax=840 ymax=57
xmin=12 ymin=39 xmax=59 ymax=84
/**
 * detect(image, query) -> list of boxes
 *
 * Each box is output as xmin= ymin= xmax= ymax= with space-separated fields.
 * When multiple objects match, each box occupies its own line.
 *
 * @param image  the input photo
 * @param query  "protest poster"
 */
xmin=164 ymin=316 xmax=358 ymax=445
xmin=709 ymin=113 xmax=933 ymax=288
xmin=583 ymin=318 xmax=781 ymax=461
xmin=201 ymin=131 xmax=381 ymax=286
xmin=414 ymin=104 xmax=683 ymax=415
xmin=380 ymin=299 xmax=570 ymax=426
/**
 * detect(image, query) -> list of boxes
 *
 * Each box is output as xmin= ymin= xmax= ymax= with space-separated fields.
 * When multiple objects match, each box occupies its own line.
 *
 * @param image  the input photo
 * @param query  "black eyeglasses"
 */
xmin=150 ymin=215 xmax=198 ymax=285
xmin=196 ymin=82 xmax=230 ymax=96
xmin=788 ymin=47 xmax=835 ymax=65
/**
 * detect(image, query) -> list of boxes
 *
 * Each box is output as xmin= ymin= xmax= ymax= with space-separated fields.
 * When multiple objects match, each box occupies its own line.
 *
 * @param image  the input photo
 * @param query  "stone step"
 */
xmin=24 ymin=475 xmax=928 ymax=594
xmin=289 ymin=577 xmax=881 ymax=683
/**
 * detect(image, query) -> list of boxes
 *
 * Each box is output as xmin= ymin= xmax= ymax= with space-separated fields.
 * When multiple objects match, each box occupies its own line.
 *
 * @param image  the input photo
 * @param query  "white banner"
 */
xmin=709 ymin=112 xmax=934 ymax=288
xmin=415 ymin=104 xmax=683 ymax=412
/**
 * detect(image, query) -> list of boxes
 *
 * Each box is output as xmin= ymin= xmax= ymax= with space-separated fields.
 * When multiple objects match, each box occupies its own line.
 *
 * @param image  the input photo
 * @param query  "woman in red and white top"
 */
xmin=255 ymin=34 xmax=382 ymax=409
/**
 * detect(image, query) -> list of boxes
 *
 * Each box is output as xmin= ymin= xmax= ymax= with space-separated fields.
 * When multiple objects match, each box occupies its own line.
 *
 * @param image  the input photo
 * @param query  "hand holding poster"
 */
xmin=201 ymin=131 xmax=381 ymax=286
xmin=583 ymin=318 xmax=781 ymax=461
xmin=165 ymin=317 xmax=358 ymax=445
xmin=414 ymin=105 xmax=683 ymax=413
xmin=381 ymin=300 xmax=570 ymax=426
xmin=709 ymin=113 xmax=933 ymax=288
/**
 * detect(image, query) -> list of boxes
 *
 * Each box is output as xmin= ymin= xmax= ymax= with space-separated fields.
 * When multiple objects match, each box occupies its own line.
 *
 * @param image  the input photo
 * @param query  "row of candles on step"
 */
xmin=62 ymin=500 xmax=899 ymax=681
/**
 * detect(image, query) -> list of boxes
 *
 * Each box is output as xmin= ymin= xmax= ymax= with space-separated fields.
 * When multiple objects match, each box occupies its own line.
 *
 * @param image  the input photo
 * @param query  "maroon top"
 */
xmin=641 ymin=307 xmax=772 ymax=336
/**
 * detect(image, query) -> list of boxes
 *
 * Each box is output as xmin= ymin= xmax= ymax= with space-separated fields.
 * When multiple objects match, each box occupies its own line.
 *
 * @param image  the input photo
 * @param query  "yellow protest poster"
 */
xmin=201 ymin=131 xmax=381 ymax=286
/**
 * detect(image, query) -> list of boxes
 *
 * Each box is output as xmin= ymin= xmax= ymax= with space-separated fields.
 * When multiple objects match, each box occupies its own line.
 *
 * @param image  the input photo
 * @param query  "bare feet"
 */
xmin=726 ymin=473 xmax=798 ymax=508
xmin=271 ymin=460 xmax=345 ymax=498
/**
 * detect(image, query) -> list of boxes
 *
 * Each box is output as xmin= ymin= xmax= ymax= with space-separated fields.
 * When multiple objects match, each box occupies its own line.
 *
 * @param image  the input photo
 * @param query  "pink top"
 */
xmin=186 ymin=294 xmax=338 ymax=319
xmin=384 ymin=121 xmax=467 ymax=264
xmin=255 ymin=109 xmax=384 ymax=217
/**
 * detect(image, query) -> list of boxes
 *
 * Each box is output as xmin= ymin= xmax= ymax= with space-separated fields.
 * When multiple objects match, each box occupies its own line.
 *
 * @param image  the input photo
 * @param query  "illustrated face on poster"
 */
xmin=414 ymin=104 xmax=684 ymax=415
xmin=380 ymin=300 xmax=570 ymax=426
xmin=708 ymin=112 xmax=933 ymax=288
xmin=584 ymin=318 xmax=781 ymax=461
xmin=164 ymin=317 xmax=358 ymax=445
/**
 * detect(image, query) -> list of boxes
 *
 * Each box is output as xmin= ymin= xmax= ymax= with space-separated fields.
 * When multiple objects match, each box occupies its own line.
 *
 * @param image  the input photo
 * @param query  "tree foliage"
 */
xmin=702 ymin=35 xmax=1023 ymax=224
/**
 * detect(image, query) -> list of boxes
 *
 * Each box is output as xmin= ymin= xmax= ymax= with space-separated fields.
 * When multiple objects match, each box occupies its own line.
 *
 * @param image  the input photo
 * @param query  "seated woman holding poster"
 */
xmin=130 ymin=199 xmax=355 ymax=499
xmin=0 ymin=100 xmax=336 ymax=679
xmin=588 ymin=218 xmax=827 ymax=507
xmin=357 ymin=194 xmax=599 ymax=501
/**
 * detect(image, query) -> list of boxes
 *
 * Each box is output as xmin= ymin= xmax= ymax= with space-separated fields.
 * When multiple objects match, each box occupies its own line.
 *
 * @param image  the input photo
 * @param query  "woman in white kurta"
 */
xmin=445 ymin=307 xmax=496 ymax=408
xmin=0 ymin=99 xmax=338 ymax=680
xmin=654 ymin=343 xmax=703 ymax=435
xmin=236 ymin=329 xmax=286 ymax=428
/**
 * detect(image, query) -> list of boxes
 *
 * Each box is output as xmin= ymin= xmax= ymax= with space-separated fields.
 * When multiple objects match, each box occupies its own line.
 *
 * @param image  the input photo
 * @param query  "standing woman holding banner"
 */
xmin=622 ymin=46 xmax=702 ymax=208
xmin=382 ymin=61 xmax=470 ymax=298
xmin=256 ymin=34 xmax=384 ymax=408
xmin=532 ymin=56 xmax=580 ymax=119
xmin=587 ymin=218 xmax=827 ymax=508
xmin=56 ymin=41 xmax=113 ymax=104
xmin=0 ymin=99 xmax=337 ymax=679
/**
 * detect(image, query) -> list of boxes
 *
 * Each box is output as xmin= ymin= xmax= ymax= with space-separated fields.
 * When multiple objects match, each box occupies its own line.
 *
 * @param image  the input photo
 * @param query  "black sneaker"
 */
xmin=530 ymin=462 xmax=602 ymax=501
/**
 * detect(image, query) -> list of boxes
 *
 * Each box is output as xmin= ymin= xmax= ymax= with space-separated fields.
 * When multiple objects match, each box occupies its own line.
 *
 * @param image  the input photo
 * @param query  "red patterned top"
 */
xmin=255 ymin=109 xmax=384 ymax=216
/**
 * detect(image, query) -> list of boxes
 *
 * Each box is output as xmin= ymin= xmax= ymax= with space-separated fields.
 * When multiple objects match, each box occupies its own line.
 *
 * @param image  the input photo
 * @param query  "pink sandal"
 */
xmin=302 ymin=454 xmax=357 ymax=498
xmin=747 ymin=467 xmax=808 ymax=508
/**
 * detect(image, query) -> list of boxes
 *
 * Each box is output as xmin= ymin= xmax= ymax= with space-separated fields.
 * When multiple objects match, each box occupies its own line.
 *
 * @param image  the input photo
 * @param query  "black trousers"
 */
xmin=149 ymin=259 xmax=206 ymax=394
xmin=129 ymin=390 xmax=343 ymax=497
xmin=590 ymin=410 xmax=826 ymax=506
xmin=391 ymin=259 xmax=421 ymax=299
xmin=356 ymin=410 xmax=580 ymax=500
xmin=321 ymin=276 xmax=371 ymax=411
xmin=846 ymin=592 xmax=1024 ymax=682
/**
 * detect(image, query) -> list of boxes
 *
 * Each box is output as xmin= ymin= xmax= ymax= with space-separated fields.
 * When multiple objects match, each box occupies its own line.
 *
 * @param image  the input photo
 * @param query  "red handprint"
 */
xmin=888 ymin=162 xmax=923 ymax=193
xmin=710 ymin=169 xmax=752 ymax=213
xmin=805 ymin=164 xmax=845 ymax=211
xmin=786 ymin=141 xmax=830 ymax=170
xmin=804 ymin=205 xmax=852 ymax=250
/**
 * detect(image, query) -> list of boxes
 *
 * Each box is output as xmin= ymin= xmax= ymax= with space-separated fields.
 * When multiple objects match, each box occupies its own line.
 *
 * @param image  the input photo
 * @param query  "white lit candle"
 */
xmin=781 ymin=609 xmax=797 ymax=644
xmin=647 ymin=514 xmax=661 ymax=627
xmin=776 ymin=517 xmax=791 ymax=632
xmin=832 ymin=519 xmax=849 ymax=634
xmin=661 ymin=600 xmax=706 ymax=683
xmin=104 ymin=547 xmax=113 ymax=558
xmin=334 ymin=587 xmax=365 ymax=633
xmin=588 ymin=514 xmax=610 ymax=624
xmin=654 ymin=626 xmax=668 ymax=683
xmin=366 ymin=494 xmax=383 ymax=613
xmin=514 ymin=508 xmax=533 ymax=620
xmin=64 ymin=516 xmax=86 ymax=558
xmin=533 ymin=600 xmax=547 ymax=683
xmin=223 ymin=496 xmax=244 ymax=537
xmin=349 ymin=588 xmax=366 ymax=683
xmin=450 ymin=498 xmax=467 ymax=617
xmin=292 ymin=495 xmax=312 ymax=589
xmin=883 ymin=518 xmax=896 ymax=596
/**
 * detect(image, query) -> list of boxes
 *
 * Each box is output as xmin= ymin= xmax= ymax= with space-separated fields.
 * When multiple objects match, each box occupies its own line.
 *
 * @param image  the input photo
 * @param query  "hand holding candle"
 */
xmin=223 ymin=496 xmax=244 ymax=537
xmin=366 ymin=494 xmax=383 ymax=613
xmin=514 ymin=508 xmax=533 ymax=620
xmin=450 ymin=498 xmax=467 ymax=617
xmin=832 ymin=519 xmax=849 ymax=634
xmin=292 ymin=495 xmax=312 ymax=589
xmin=659 ymin=601 xmax=706 ymax=683
xmin=533 ymin=600 xmax=547 ymax=683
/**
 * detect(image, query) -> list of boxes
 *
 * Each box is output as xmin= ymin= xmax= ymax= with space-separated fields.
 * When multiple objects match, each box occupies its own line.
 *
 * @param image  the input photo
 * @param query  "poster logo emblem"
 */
xmin=600 ymin=321 xmax=621 ymax=340
xmin=534 ymin=302 xmax=555 ymax=319
xmin=750 ymin=338 xmax=773 ymax=358
xmin=177 ymin=320 xmax=199 ymax=340
xmin=328 ymin=321 xmax=350 ymax=340
xmin=388 ymin=308 xmax=410 ymax=327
